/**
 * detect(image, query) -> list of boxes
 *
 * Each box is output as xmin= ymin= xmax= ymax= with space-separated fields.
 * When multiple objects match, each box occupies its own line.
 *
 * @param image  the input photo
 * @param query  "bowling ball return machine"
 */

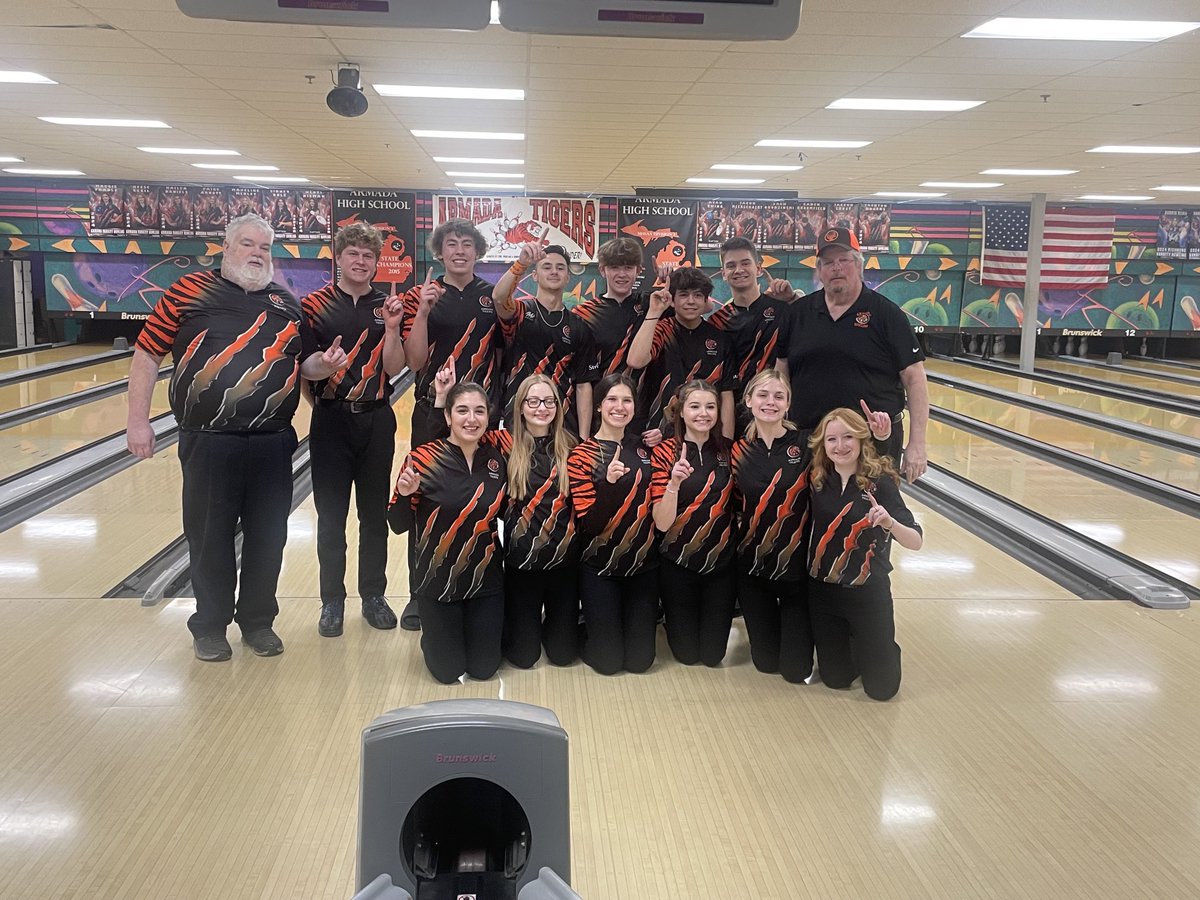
xmin=352 ymin=700 xmax=580 ymax=900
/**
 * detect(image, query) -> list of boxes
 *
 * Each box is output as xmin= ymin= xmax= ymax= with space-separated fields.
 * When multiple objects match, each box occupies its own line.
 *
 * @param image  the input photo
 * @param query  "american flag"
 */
xmin=981 ymin=206 xmax=1115 ymax=289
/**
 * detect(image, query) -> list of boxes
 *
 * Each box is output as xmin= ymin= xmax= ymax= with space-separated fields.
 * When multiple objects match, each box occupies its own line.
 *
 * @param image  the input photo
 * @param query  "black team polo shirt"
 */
xmin=778 ymin=285 xmax=924 ymax=429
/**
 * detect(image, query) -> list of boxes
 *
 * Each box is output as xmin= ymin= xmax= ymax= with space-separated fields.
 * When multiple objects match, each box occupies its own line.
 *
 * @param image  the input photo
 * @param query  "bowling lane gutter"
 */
xmin=1054 ymin=354 xmax=1200 ymax=389
xmin=0 ymin=342 xmax=62 ymax=360
xmin=0 ymin=367 xmax=173 ymax=431
xmin=1128 ymin=354 xmax=1200 ymax=373
xmin=0 ymin=412 xmax=179 ymax=534
xmin=0 ymin=348 xmax=133 ymax=389
xmin=904 ymin=464 xmax=1193 ymax=610
xmin=928 ymin=405 xmax=1200 ymax=519
xmin=941 ymin=354 xmax=1200 ymax=418
xmin=108 ymin=369 xmax=416 ymax=604
xmin=925 ymin=370 xmax=1200 ymax=458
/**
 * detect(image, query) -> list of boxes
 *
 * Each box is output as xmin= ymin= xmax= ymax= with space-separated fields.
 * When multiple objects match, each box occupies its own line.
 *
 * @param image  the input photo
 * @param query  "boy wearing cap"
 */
xmin=775 ymin=227 xmax=929 ymax=481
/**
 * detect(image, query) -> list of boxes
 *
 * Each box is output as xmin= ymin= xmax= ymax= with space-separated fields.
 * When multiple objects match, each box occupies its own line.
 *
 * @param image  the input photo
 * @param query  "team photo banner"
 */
xmin=334 ymin=190 xmax=417 ymax=294
xmin=434 ymin=195 xmax=599 ymax=263
xmin=695 ymin=199 xmax=891 ymax=253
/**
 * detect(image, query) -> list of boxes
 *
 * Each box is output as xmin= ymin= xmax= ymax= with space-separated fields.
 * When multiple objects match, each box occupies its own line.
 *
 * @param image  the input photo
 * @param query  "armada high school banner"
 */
xmin=617 ymin=198 xmax=698 ymax=275
xmin=334 ymin=190 xmax=417 ymax=294
xmin=434 ymin=195 xmax=599 ymax=263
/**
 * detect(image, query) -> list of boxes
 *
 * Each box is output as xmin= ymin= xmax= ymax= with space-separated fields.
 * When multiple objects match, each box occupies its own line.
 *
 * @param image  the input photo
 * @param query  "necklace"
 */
xmin=535 ymin=299 xmax=567 ymax=329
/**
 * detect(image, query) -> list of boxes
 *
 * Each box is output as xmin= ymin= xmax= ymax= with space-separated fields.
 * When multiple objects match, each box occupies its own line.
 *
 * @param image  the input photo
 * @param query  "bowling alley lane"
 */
xmin=927 ymin=359 xmax=1200 ymax=440
xmin=0 ymin=344 xmax=111 ymax=374
xmin=927 ymin=420 xmax=1200 ymax=588
xmin=928 ymin=382 xmax=1200 ymax=495
xmin=0 ymin=404 xmax=312 ymax=600
xmin=0 ymin=379 xmax=172 ymax=481
xmin=1033 ymin=357 xmax=1200 ymax=400
xmin=1123 ymin=357 xmax=1200 ymax=377
xmin=0 ymin=357 xmax=146 ymax=414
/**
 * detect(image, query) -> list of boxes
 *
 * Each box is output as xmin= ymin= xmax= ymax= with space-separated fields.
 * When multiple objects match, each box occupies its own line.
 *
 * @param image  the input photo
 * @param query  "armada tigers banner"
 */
xmin=334 ymin=190 xmax=417 ymax=294
xmin=616 ymin=197 xmax=698 ymax=276
xmin=434 ymin=195 xmax=599 ymax=263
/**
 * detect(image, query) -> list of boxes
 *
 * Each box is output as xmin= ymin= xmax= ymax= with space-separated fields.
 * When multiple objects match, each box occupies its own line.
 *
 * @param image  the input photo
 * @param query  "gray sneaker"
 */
xmin=241 ymin=627 xmax=284 ymax=657
xmin=194 ymin=634 xmax=232 ymax=662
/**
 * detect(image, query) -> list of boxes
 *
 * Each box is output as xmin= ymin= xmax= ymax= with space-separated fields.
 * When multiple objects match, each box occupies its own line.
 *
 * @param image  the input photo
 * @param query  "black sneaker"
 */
xmin=319 ymin=601 xmax=344 ymax=637
xmin=193 ymin=634 xmax=232 ymax=662
xmin=362 ymin=595 xmax=398 ymax=630
xmin=400 ymin=598 xmax=421 ymax=632
xmin=241 ymin=627 xmax=284 ymax=657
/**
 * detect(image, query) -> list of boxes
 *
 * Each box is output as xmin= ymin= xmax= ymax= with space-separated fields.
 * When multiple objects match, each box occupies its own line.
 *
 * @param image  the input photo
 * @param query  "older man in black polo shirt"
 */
xmin=776 ymin=227 xmax=928 ymax=481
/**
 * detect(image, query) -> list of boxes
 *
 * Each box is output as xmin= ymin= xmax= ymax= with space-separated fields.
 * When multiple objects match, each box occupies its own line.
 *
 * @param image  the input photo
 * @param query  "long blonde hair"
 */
xmin=807 ymin=407 xmax=898 ymax=492
xmin=742 ymin=370 xmax=796 ymax=441
xmin=507 ymin=374 xmax=575 ymax=499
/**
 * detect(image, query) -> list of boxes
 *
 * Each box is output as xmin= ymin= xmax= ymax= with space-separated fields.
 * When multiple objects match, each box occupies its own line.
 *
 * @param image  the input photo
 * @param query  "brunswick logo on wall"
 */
xmin=617 ymin=198 xmax=698 ymax=275
xmin=334 ymin=190 xmax=417 ymax=293
xmin=434 ymin=195 xmax=599 ymax=263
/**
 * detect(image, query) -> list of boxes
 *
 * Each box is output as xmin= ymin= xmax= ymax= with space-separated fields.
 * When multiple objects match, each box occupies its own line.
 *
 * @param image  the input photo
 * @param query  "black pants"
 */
xmin=660 ymin=560 xmax=736 ymax=667
xmin=503 ymin=566 xmax=580 ymax=668
xmin=809 ymin=578 xmax=902 ymax=701
xmin=179 ymin=428 xmax=297 ymax=639
xmin=310 ymin=402 xmax=396 ymax=604
xmin=409 ymin=396 xmax=438 ymax=450
xmin=417 ymin=591 xmax=504 ymax=684
xmin=579 ymin=567 xmax=658 ymax=675
xmin=736 ymin=569 xmax=813 ymax=682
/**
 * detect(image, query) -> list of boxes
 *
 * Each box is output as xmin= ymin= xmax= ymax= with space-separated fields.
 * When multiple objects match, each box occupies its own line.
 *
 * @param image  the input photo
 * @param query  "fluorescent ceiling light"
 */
xmin=433 ymin=156 xmax=523 ymax=165
xmin=711 ymin=164 xmax=802 ymax=172
xmin=1087 ymin=145 xmax=1200 ymax=154
xmin=828 ymin=98 xmax=983 ymax=112
xmin=192 ymin=163 xmax=279 ymax=171
xmin=444 ymin=171 xmax=524 ymax=178
xmin=3 ymin=167 xmax=85 ymax=175
xmin=755 ymin=139 xmax=872 ymax=148
xmin=140 ymin=147 xmax=240 ymax=156
xmin=412 ymin=129 xmax=523 ymax=140
xmin=455 ymin=182 xmax=526 ymax=189
xmin=875 ymin=191 xmax=946 ymax=198
xmin=921 ymin=181 xmax=1004 ymax=188
xmin=233 ymin=175 xmax=309 ymax=183
xmin=1153 ymin=185 xmax=1200 ymax=191
xmin=1077 ymin=194 xmax=1154 ymax=201
xmin=0 ymin=71 xmax=56 ymax=84
xmin=375 ymin=84 xmax=523 ymax=100
xmin=963 ymin=18 xmax=1199 ymax=42
xmin=981 ymin=168 xmax=1078 ymax=176
xmin=490 ymin=1 xmax=500 ymax=24
xmin=686 ymin=177 xmax=765 ymax=185
xmin=39 ymin=117 xmax=170 ymax=128
xmin=0 ymin=156 xmax=24 ymax=163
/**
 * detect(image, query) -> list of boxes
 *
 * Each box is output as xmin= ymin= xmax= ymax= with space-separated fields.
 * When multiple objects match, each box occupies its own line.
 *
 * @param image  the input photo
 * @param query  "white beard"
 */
xmin=223 ymin=258 xmax=274 ymax=292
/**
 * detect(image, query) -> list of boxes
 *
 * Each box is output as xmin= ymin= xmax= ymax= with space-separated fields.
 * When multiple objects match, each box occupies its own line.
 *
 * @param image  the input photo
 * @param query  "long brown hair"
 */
xmin=807 ymin=407 xmax=899 ymax=492
xmin=742 ymin=370 xmax=796 ymax=441
xmin=507 ymin=374 xmax=575 ymax=499
xmin=667 ymin=380 xmax=726 ymax=449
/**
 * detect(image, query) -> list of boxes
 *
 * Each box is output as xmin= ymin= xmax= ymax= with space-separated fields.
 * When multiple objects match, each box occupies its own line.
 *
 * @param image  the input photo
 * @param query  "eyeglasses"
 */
xmin=523 ymin=397 xmax=558 ymax=409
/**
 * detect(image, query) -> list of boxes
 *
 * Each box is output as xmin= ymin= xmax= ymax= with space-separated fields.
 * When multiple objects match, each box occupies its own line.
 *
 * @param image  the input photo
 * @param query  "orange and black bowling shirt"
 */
xmin=301 ymin=284 xmax=392 ymax=401
xmin=649 ymin=437 xmax=735 ymax=574
xmin=708 ymin=294 xmax=789 ymax=386
xmin=400 ymin=276 xmax=501 ymax=413
xmin=640 ymin=318 xmax=737 ymax=435
xmin=572 ymin=292 xmax=653 ymax=384
xmin=567 ymin=436 xmax=657 ymax=576
xmin=136 ymin=270 xmax=315 ymax=432
xmin=730 ymin=428 xmax=811 ymax=581
xmin=808 ymin=473 xmax=920 ymax=586
xmin=387 ymin=438 xmax=506 ymax=603
xmin=498 ymin=299 xmax=592 ymax=432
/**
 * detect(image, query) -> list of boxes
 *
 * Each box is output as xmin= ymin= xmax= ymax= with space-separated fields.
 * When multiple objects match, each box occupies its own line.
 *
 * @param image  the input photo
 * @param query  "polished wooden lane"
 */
xmin=927 ymin=420 xmax=1200 ymax=587
xmin=1034 ymin=357 xmax=1200 ymax=400
xmin=929 ymin=382 xmax=1200 ymax=494
xmin=0 ymin=344 xmax=109 ymax=374
xmin=1123 ymin=357 xmax=1200 ymax=377
xmin=928 ymin=359 xmax=1200 ymax=440
xmin=0 ymin=380 xmax=172 ymax=481
xmin=0 ymin=358 xmax=146 ymax=415
xmin=0 ymin=593 xmax=1196 ymax=899
xmin=0 ymin=404 xmax=312 ymax=600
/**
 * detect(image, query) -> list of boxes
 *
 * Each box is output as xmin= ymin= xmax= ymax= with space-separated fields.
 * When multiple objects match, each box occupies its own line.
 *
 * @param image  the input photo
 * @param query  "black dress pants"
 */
xmin=417 ymin=591 xmax=504 ymax=684
xmin=579 ymin=567 xmax=658 ymax=675
xmin=503 ymin=566 xmax=580 ymax=668
xmin=659 ymin=560 xmax=736 ymax=667
xmin=808 ymin=578 xmax=902 ymax=701
xmin=179 ymin=428 xmax=297 ymax=639
xmin=735 ymin=569 xmax=813 ymax=683
xmin=310 ymin=402 xmax=396 ymax=604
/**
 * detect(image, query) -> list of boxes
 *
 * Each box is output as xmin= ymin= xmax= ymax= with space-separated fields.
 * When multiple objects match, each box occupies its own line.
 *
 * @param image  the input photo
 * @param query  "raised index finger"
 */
xmin=859 ymin=398 xmax=875 ymax=419
xmin=423 ymin=268 xmax=434 ymax=286
xmin=328 ymin=335 xmax=342 ymax=351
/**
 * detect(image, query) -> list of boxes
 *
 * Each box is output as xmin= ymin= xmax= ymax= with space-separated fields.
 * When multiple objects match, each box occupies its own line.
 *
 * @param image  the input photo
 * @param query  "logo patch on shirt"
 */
xmin=479 ymin=296 xmax=494 ymax=309
xmin=636 ymin=447 xmax=649 ymax=460
xmin=854 ymin=311 xmax=872 ymax=328
xmin=717 ymin=451 xmax=729 ymax=467
xmin=763 ymin=307 xmax=776 ymax=321
xmin=786 ymin=445 xmax=801 ymax=460
xmin=561 ymin=324 xmax=572 ymax=344
xmin=634 ymin=304 xmax=644 ymax=316
xmin=487 ymin=458 xmax=501 ymax=479
xmin=705 ymin=338 xmax=718 ymax=351
xmin=268 ymin=293 xmax=287 ymax=309
xmin=373 ymin=306 xmax=385 ymax=325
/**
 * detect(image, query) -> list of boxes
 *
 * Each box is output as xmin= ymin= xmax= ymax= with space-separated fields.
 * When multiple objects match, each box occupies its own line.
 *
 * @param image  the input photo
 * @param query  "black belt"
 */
xmin=317 ymin=397 xmax=387 ymax=414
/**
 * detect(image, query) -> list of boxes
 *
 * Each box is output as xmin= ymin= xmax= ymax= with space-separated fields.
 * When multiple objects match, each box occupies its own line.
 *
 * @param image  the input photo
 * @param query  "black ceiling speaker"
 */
xmin=327 ymin=64 xmax=368 ymax=118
